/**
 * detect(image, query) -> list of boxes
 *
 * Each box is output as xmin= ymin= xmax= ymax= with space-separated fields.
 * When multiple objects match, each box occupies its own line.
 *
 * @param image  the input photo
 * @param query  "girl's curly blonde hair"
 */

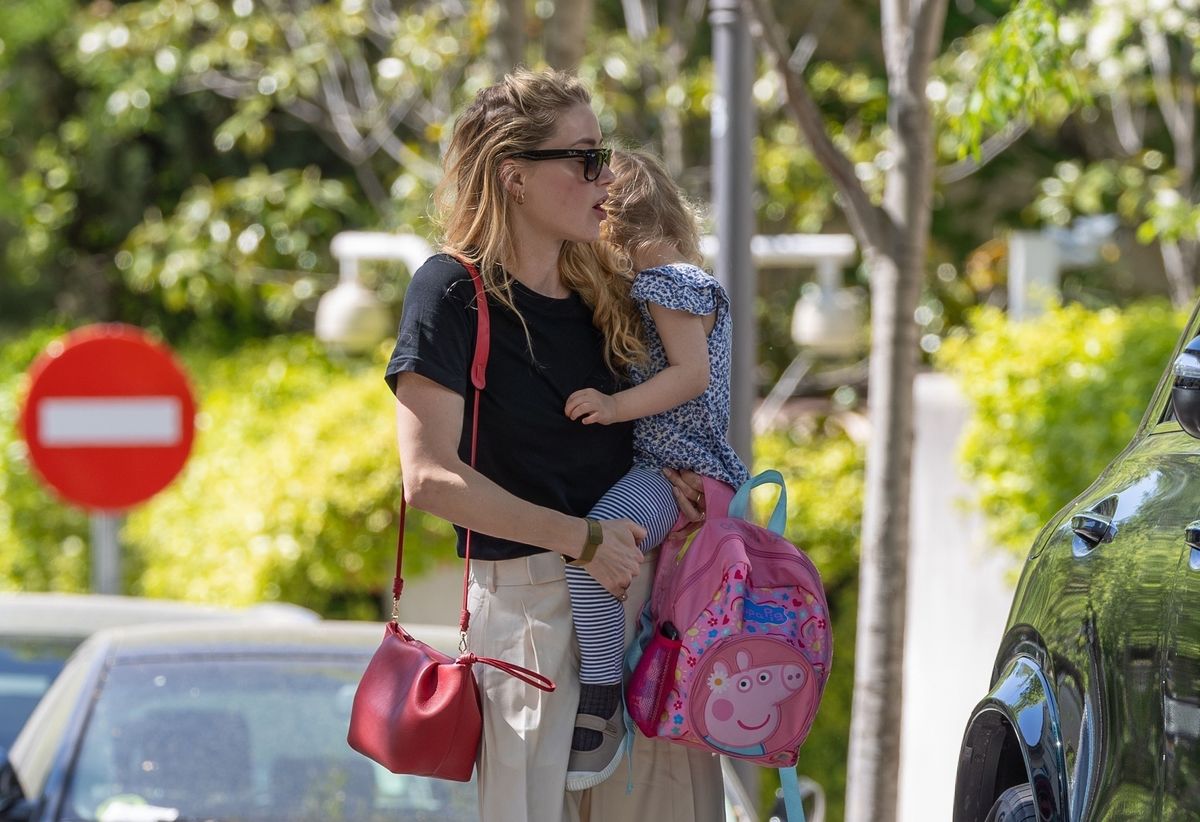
xmin=586 ymin=149 xmax=706 ymax=371
xmin=603 ymin=148 xmax=705 ymax=269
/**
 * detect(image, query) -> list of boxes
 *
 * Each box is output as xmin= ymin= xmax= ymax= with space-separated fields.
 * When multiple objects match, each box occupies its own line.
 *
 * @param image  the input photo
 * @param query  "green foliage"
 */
xmin=0 ymin=0 xmax=73 ymax=58
xmin=939 ymin=0 xmax=1084 ymax=160
xmin=1034 ymin=153 xmax=1200 ymax=245
xmin=754 ymin=62 xmax=889 ymax=232
xmin=117 ymin=165 xmax=365 ymax=338
xmin=936 ymin=299 xmax=1185 ymax=557
xmin=1018 ymin=0 xmax=1200 ymax=300
xmin=122 ymin=335 xmax=455 ymax=618
xmin=0 ymin=330 xmax=454 ymax=618
xmin=0 ymin=0 xmax=492 ymax=334
xmin=754 ymin=423 xmax=864 ymax=822
xmin=0 ymin=325 xmax=90 ymax=591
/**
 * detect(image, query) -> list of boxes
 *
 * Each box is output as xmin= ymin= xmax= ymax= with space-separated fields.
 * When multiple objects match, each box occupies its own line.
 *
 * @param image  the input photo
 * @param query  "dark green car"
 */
xmin=954 ymin=304 xmax=1200 ymax=821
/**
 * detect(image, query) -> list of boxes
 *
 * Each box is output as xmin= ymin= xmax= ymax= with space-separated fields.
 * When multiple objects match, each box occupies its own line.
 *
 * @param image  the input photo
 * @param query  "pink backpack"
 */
xmin=626 ymin=470 xmax=831 ymax=769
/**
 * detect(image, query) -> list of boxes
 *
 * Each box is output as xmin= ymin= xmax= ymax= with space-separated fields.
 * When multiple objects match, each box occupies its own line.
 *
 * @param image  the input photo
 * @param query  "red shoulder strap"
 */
xmin=468 ymin=262 xmax=490 ymax=390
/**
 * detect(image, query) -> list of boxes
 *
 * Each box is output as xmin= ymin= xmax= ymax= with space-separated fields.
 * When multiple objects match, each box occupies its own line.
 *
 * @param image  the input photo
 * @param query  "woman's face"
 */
xmin=516 ymin=102 xmax=614 ymax=245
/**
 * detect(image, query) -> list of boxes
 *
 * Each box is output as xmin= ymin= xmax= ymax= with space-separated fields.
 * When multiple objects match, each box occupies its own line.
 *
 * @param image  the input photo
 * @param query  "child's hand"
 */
xmin=565 ymin=388 xmax=618 ymax=425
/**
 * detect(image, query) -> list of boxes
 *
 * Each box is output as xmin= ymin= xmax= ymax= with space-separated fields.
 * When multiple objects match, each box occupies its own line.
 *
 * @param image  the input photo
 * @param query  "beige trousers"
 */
xmin=469 ymin=549 xmax=724 ymax=822
xmin=468 ymin=551 xmax=580 ymax=822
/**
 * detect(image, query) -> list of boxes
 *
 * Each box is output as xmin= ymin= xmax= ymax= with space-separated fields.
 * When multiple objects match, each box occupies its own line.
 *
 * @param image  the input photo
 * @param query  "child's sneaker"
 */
xmin=565 ymin=701 xmax=626 ymax=791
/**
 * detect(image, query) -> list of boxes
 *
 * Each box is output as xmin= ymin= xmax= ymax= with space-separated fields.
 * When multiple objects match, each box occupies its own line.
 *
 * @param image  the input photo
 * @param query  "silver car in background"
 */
xmin=0 ymin=593 xmax=316 ymax=757
xmin=0 ymin=619 xmax=470 ymax=822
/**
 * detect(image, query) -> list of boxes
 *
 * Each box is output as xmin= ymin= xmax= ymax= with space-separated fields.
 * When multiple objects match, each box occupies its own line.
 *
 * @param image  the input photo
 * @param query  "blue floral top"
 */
xmin=629 ymin=263 xmax=750 ymax=489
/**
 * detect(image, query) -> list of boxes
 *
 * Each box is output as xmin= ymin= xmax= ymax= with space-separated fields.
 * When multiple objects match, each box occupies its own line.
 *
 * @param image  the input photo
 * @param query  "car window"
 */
xmin=0 ymin=636 xmax=79 ymax=754
xmin=61 ymin=657 xmax=478 ymax=822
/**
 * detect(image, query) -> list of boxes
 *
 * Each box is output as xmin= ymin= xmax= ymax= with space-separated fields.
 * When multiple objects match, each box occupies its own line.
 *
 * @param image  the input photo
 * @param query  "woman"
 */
xmin=385 ymin=69 xmax=718 ymax=821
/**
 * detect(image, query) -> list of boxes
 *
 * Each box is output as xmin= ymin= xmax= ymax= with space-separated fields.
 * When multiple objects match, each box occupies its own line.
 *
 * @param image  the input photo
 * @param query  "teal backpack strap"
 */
xmin=779 ymin=766 xmax=807 ymax=822
xmin=728 ymin=469 xmax=788 ymax=535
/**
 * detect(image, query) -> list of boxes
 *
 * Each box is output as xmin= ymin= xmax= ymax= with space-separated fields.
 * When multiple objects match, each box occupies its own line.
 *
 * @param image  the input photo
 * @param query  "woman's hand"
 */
xmin=586 ymin=518 xmax=645 ymax=598
xmin=565 ymin=388 xmax=619 ymax=425
xmin=664 ymin=468 xmax=706 ymax=522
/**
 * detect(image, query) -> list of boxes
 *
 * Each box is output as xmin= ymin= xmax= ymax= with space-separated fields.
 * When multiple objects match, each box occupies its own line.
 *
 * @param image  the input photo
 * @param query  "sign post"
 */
xmin=19 ymin=324 xmax=196 ymax=593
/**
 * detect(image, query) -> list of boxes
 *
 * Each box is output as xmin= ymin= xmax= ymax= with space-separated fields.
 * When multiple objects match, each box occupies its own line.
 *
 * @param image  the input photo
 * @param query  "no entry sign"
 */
xmin=19 ymin=324 xmax=196 ymax=512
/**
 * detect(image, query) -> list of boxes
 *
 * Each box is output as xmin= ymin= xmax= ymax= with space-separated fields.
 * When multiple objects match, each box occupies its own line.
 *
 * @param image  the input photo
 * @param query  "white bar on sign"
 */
xmin=39 ymin=397 xmax=182 ymax=446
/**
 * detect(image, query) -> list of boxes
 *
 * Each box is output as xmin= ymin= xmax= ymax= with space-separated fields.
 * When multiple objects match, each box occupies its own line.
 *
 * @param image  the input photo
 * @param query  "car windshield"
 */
xmin=0 ymin=636 xmax=79 ymax=754
xmin=61 ymin=656 xmax=478 ymax=822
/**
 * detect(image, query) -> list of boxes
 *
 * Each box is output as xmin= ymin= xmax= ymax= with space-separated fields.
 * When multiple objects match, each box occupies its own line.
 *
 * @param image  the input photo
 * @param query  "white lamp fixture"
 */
xmin=316 ymin=231 xmax=435 ymax=354
xmin=314 ymin=276 xmax=393 ymax=354
xmin=701 ymin=234 xmax=863 ymax=433
xmin=791 ymin=257 xmax=867 ymax=359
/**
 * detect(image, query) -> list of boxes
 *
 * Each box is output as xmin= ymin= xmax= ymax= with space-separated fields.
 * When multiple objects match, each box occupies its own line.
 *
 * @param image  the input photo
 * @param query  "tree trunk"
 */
xmin=545 ymin=0 xmax=593 ymax=72
xmin=1161 ymin=240 xmax=1198 ymax=309
xmin=842 ymin=0 xmax=945 ymax=814
xmin=490 ymin=0 xmax=526 ymax=75
xmin=747 ymin=0 xmax=945 ymax=815
xmin=844 ymin=86 xmax=933 ymax=822
xmin=1146 ymin=28 xmax=1196 ymax=306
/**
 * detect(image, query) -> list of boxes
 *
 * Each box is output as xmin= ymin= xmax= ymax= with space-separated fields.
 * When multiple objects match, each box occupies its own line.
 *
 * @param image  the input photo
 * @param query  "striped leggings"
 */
xmin=564 ymin=466 xmax=678 ymax=684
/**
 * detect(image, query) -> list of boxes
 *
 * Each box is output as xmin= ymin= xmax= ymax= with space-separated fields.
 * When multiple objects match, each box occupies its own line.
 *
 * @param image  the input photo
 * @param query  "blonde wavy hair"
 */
xmin=433 ymin=68 xmax=643 ymax=373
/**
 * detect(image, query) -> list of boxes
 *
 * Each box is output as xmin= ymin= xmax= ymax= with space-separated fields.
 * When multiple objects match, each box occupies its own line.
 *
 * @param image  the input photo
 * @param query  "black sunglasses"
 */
xmin=509 ymin=147 xmax=612 ymax=182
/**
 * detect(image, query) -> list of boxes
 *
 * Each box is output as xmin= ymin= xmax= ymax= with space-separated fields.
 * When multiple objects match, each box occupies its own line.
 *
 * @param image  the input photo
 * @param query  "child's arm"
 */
xmin=565 ymin=303 xmax=711 ymax=425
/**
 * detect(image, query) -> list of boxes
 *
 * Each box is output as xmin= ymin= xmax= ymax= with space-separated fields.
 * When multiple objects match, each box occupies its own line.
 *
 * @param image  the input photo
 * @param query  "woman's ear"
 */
xmin=499 ymin=159 xmax=525 ymax=202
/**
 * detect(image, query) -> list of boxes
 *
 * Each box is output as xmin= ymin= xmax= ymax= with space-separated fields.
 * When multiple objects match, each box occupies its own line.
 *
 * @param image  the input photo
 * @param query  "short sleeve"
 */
xmin=384 ymin=255 xmax=475 ymax=396
xmin=631 ymin=263 xmax=719 ymax=316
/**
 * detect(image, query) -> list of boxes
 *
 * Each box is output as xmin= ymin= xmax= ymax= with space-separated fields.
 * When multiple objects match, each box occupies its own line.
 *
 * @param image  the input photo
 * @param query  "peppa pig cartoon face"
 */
xmin=692 ymin=641 xmax=810 ymax=755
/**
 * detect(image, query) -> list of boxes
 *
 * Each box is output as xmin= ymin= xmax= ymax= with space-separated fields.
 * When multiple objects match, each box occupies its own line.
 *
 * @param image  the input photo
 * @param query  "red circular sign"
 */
xmin=19 ymin=324 xmax=196 ymax=511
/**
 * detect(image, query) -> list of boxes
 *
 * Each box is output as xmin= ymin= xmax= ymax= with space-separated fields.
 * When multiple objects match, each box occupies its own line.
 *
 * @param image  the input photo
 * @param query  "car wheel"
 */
xmin=984 ymin=783 xmax=1037 ymax=822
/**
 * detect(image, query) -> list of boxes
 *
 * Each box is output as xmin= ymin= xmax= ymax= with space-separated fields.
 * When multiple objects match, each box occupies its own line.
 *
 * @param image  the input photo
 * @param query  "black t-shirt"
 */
xmin=385 ymin=253 xmax=634 ymax=561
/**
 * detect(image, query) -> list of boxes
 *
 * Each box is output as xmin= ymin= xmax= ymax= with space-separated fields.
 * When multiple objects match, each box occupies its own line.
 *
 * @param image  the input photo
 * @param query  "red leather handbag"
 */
xmin=347 ymin=258 xmax=554 ymax=781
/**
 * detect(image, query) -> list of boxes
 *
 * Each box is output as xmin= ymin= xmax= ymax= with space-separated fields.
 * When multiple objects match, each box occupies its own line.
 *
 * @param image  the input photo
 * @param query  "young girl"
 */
xmin=562 ymin=149 xmax=750 ymax=789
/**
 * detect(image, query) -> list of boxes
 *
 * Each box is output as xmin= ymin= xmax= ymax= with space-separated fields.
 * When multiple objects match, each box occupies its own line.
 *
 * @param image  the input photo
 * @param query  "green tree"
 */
xmin=1031 ymin=0 xmax=1200 ymax=307
xmin=0 ymin=0 xmax=494 ymax=338
xmin=745 ymin=1 xmax=1079 ymax=817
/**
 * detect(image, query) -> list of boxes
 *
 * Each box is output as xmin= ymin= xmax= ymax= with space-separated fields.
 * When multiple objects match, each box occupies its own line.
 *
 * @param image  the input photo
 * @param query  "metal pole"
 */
xmin=710 ymin=0 xmax=761 ymax=807
xmin=710 ymin=0 xmax=756 ymax=470
xmin=90 ymin=512 xmax=122 ymax=594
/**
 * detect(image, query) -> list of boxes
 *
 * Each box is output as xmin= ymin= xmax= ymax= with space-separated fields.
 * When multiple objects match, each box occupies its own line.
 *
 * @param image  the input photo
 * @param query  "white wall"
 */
xmin=898 ymin=372 xmax=1019 ymax=822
